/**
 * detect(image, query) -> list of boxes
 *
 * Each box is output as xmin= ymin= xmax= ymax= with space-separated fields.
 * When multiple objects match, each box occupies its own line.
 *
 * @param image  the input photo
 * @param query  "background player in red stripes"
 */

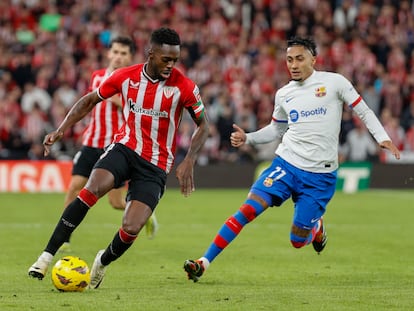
xmin=28 ymin=27 xmax=209 ymax=288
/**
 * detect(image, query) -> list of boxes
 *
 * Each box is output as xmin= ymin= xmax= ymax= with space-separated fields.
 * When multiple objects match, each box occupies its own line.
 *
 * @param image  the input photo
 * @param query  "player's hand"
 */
xmin=175 ymin=158 xmax=195 ymax=197
xmin=230 ymin=124 xmax=247 ymax=148
xmin=379 ymin=140 xmax=401 ymax=160
xmin=43 ymin=130 xmax=64 ymax=156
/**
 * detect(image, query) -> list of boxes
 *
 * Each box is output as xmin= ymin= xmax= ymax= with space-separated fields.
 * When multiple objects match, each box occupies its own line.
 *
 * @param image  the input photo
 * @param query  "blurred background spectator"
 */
xmin=1 ymin=0 xmax=414 ymax=164
xmin=339 ymin=116 xmax=379 ymax=162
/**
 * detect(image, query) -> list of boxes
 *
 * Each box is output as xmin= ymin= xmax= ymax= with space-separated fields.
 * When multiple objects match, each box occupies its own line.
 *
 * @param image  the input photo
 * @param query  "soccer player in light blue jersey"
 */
xmin=184 ymin=36 xmax=401 ymax=282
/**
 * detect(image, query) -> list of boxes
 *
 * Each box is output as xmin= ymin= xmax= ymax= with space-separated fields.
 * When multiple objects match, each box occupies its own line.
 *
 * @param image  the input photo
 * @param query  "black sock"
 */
xmin=100 ymin=231 xmax=135 ymax=265
xmin=45 ymin=198 xmax=90 ymax=255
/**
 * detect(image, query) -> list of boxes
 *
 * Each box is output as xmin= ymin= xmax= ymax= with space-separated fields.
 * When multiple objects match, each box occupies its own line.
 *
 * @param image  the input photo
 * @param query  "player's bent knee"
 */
xmin=290 ymin=240 xmax=307 ymax=248
xmin=239 ymin=204 xmax=257 ymax=220
xmin=121 ymin=222 xmax=144 ymax=235
xmin=290 ymin=231 xmax=308 ymax=248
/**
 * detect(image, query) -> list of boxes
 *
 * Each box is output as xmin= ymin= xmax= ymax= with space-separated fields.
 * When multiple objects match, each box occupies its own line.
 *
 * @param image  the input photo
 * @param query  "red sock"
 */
xmin=78 ymin=188 xmax=98 ymax=207
xmin=119 ymin=228 xmax=137 ymax=244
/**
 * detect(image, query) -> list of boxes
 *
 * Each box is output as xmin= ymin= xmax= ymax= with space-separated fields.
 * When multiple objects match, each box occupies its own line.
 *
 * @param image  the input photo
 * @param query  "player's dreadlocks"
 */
xmin=287 ymin=36 xmax=317 ymax=56
xmin=151 ymin=27 xmax=181 ymax=46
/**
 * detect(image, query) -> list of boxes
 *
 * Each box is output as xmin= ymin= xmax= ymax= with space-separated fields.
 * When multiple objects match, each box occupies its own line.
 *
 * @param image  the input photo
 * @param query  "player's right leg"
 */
xmin=59 ymin=146 xmax=101 ymax=252
xmin=28 ymin=187 xmax=99 ymax=279
xmin=184 ymin=191 xmax=270 ymax=282
xmin=58 ymin=175 xmax=88 ymax=253
xmin=183 ymin=259 xmax=206 ymax=283
xmin=184 ymin=156 xmax=291 ymax=282
xmin=28 ymin=168 xmax=116 ymax=280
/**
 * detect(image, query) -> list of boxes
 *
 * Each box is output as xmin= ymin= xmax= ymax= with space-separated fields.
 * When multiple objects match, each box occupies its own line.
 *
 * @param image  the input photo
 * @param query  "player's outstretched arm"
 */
xmin=233 ymin=122 xmax=281 ymax=147
xmin=379 ymin=140 xmax=401 ymax=160
xmin=43 ymin=91 xmax=101 ymax=156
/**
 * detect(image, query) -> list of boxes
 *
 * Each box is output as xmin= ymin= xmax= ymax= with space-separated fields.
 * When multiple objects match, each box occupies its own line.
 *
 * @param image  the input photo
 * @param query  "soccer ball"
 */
xmin=51 ymin=256 xmax=90 ymax=292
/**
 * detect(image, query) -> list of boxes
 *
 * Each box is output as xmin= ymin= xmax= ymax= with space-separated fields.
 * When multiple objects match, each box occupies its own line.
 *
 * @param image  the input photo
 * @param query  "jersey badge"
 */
xmin=315 ymin=86 xmax=327 ymax=97
xmin=163 ymin=86 xmax=176 ymax=99
xmin=263 ymin=177 xmax=273 ymax=187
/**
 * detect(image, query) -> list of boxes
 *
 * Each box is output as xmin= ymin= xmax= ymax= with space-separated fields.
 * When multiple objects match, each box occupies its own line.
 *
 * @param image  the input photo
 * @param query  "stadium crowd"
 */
xmin=1 ymin=0 xmax=414 ymax=164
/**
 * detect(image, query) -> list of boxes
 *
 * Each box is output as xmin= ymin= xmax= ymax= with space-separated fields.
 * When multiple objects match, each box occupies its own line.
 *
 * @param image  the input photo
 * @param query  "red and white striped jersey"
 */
xmin=97 ymin=64 xmax=204 ymax=173
xmin=82 ymin=68 xmax=123 ymax=148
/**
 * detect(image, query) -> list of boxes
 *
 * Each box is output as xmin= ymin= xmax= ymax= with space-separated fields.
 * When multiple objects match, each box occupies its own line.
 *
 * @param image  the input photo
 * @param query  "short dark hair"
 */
xmin=150 ymin=27 xmax=181 ymax=46
xmin=287 ymin=36 xmax=317 ymax=56
xmin=109 ymin=36 xmax=136 ymax=54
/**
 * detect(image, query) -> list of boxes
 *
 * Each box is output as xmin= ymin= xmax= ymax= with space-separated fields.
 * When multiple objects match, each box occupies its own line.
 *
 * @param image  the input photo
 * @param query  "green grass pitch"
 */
xmin=0 ymin=189 xmax=413 ymax=310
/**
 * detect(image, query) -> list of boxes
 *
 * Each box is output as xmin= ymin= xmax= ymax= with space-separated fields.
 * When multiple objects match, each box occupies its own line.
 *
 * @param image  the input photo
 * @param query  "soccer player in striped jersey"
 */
xmin=59 ymin=36 xmax=159 ymax=253
xmin=184 ymin=36 xmax=400 ymax=282
xmin=28 ymin=27 xmax=209 ymax=288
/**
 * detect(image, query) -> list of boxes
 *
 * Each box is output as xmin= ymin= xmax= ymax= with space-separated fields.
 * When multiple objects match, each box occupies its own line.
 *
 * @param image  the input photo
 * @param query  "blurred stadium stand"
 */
xmin=1 ymin=0 xmax=414 ymax=165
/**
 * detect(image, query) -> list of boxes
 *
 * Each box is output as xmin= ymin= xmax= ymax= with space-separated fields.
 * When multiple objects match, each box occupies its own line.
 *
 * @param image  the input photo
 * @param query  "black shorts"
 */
xmin=72 ymin=146 xmax=104 ymax=177
xmin=94 ymin=143 xmax=167 ymax=210
xmin=72 ymin=145 xmax=125 ymax=189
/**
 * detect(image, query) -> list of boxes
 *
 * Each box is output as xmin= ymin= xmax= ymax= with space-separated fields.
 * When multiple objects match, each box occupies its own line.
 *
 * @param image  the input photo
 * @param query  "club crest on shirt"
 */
xmin=263 ymin=177 xmax=273 ymax=187
xmin=315 ymin=86 xmax=327 ymax=97
xmin=163 ymin=86 xmax=176 ymax=98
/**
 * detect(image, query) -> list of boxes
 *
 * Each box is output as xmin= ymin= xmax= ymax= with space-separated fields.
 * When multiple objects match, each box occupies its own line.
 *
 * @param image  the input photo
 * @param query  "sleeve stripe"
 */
xmin=272 ymin=116 xmax=288 ymax=123
xmin=349 ymin=96 xmax=362 ymax=108
xmin=96 ymin=88 xmax=105 ymax=100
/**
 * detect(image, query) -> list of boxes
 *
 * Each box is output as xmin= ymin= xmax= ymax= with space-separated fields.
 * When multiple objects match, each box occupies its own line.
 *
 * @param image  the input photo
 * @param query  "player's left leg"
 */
xmin=108 ymin=184 xmax=159 ymax=239
xmin=289 ymin=170 xmax=336 ymax=253
xmin=89 ymin=157 xmax=166 ymax=288
xmin=89 ymin=199 xmax=152 ymax=289
xmin=290 ymin=218 xmax=326 ymax=253
xmin=312 ymin=218 xmax=327 ymax=254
